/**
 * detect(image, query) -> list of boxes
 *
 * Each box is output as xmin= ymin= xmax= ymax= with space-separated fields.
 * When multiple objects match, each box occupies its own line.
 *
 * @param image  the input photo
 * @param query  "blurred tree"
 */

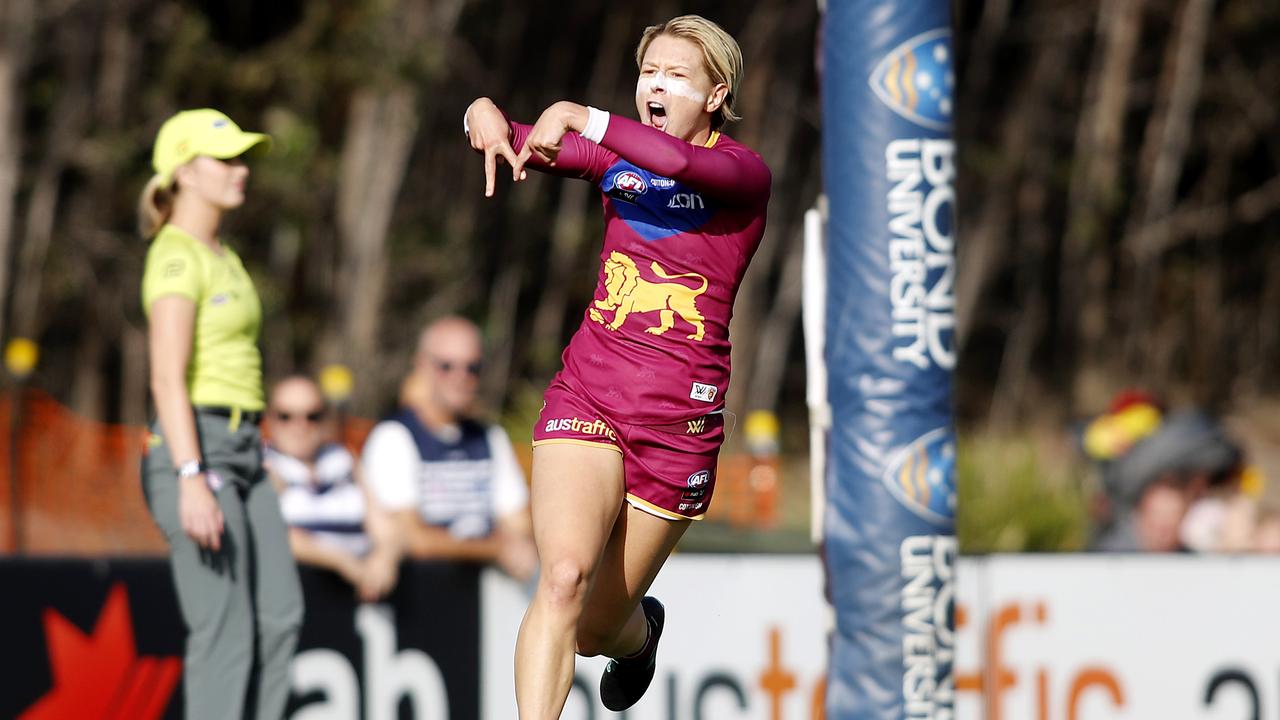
xmin=0 ymin=0 xmax=33 ymax=351
xmin=0 ymin=0 xmax=1276 ymax=446
xmin=954 ymin=0 xmax=1280 ymax=427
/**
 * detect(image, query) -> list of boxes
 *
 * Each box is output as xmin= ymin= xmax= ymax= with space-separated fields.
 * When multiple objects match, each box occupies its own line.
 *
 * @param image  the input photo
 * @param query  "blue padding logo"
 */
xmin=880 ymin=427 xmax=956 ymax=525
xmin=868 ymin=28 xmax=954 ymax=131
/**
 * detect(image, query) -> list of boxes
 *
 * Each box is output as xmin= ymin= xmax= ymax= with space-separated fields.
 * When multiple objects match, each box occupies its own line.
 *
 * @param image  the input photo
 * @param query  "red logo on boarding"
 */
xmin=21 ymin=583 xmax=181 ymax=719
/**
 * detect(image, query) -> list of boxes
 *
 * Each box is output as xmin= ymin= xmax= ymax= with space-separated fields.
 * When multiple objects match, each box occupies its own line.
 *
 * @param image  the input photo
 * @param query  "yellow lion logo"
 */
xmin=589 ymin=251 xmax=708 ymax=341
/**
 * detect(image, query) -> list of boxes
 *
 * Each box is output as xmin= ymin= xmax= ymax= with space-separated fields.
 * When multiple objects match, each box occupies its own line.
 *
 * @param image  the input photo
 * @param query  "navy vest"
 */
xmin=389 ymin=409 xmax=496 ymax=539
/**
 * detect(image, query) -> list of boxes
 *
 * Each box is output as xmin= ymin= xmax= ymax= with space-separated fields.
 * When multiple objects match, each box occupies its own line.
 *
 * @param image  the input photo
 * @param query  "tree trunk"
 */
xmin=989 ymin=175 xmax=1052 ymax=430
xmin=70 ymin=303 xmax=106 ymax=420
xmin=120 ymin=323 xmax=148 ymax=426
xmin=331 ymin=84 xmax=419 ymax=413
xmin=744 ymin=225 xmax=806 ymax=415
xmin=955 ymin=23 xmax=1071 ymax=345
xmin=11 ymin=17 xmax=93 ymax=339
xmin=725 ymin=0 xmax=810 ymax=426
xmin=526 ymin=7 xmax=633 ymax=379
xmin=101 ymin=1 xmax=146 ymax=424
xmin=1059 ymin=0 xmax=1145 ymax=410
xmin=1124 ymin=0 xmax=1215 ymax=374
xmin=480 ymin=239 xmax=526 ymax=413
xmin=956 ymin=0 xmax=1012 ymax=111
xmin=1257 ymin=250 xmax=1280 ymax=393
xmin=0 ymin=0 xmax=34 ymax=346
xmin=435 ymin=2 xmax=532 ymax=336
xmin=265 ymin=223 xmax=302 ymax=376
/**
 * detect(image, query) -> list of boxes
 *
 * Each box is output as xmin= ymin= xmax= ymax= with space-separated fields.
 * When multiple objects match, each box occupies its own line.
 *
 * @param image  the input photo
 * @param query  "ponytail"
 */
xmin=137 ymin=174 xmax=174 ymax=239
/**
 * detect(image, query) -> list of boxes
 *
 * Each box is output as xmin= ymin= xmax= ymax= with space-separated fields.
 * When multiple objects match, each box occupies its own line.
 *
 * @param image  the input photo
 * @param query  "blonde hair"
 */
xmin=137 ymin=174 xmax=175 ymax=239
xmin=635 ymin=15 xmax=744 ymax=128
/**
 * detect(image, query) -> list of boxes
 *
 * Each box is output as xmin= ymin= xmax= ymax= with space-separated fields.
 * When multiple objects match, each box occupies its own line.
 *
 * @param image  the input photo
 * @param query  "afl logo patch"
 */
xmin=607 ymin=170 xmax=648 ymax=204
xmin=682 ymin=469 xmax=711 ymax=502
xmin=613 ymin=171 xmax=647 ymax=194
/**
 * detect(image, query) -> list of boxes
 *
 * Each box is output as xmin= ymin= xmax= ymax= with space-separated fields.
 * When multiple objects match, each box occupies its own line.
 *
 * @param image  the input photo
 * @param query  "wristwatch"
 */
xmin=176 ymin=459 xmax=205 ymax=480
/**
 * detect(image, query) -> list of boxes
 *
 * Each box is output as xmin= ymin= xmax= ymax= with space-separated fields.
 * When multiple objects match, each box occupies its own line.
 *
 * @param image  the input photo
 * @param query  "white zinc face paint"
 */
xmin=635 ymin=70 xmax=707 ymax=104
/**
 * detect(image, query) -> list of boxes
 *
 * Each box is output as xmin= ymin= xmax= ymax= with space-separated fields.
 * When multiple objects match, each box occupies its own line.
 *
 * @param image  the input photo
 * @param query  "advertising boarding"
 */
xmin=486 ymin=554 xmax=1280 ymax=720
xmin=481 ymin=556 xmax=830 ymax=720
xmin=4 ymin=555 xmax=1280 ymax=718
xmin=953 ymin=554 xmax=1280 ymax=720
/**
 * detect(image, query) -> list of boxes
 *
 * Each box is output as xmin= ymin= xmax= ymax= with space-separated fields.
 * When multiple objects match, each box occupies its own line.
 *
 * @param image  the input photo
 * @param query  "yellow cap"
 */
xmin=1240 ymin=464 xmax=1266 ymax=499
xmin=151 ymin=109 xmax=270 ymax=186
xmin=1083 ymin=403 xmax=1162 ymax=460
xmin=319 ymin=363 xmax=355 ymax=404
xmin=744 ymin=410 xmax=780 ymax=440
xmin=744 ymin=409 xmax=780 ymax=455
xmin=4 ymin=337 xmax=39 ymax=378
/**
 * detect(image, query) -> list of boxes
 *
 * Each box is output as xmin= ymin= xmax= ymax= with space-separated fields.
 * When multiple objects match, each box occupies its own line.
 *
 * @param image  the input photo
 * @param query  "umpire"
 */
xmin=138 ymin=109 xmax=302 ymax=719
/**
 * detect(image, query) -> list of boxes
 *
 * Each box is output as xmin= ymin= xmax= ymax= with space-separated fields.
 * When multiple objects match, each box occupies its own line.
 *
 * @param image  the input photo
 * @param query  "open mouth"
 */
xmin=647 ymin=101 xmax=668 ymax=131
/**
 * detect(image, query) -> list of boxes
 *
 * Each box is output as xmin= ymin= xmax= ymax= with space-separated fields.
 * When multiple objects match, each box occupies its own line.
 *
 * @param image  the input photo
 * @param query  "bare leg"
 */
xmin=515 ymin=443 xmax=625 ymax=719
xmin=576 ymin=505 xmax=689 ymax=659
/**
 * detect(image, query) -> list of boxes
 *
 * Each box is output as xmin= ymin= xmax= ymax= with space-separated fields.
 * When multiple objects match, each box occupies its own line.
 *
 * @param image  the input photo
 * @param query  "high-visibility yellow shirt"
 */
xmin=141 ymin=224 xmax=264 ymax=410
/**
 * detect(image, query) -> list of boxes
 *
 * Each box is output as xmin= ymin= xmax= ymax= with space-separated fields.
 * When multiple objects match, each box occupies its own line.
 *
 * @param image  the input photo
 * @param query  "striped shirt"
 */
xmin=268 ymin=443 xmax=370 ymax=556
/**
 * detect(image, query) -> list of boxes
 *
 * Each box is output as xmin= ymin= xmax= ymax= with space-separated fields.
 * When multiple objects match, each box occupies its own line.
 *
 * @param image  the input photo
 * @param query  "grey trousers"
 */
xmin=142 ymin=411 xmax=304 ymax=720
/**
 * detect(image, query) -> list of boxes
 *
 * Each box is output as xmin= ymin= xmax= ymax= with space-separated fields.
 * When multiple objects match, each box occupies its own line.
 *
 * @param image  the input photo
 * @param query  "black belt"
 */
xmin=651 ymin=412 xmax=724 ymax=436
xmin=195 ymin=406 xmax=264 ymax=425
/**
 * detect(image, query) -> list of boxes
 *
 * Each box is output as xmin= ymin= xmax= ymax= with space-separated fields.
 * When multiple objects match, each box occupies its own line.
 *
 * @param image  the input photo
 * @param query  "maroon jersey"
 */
xmin=512 ymin=114 xmax=771 ymax=425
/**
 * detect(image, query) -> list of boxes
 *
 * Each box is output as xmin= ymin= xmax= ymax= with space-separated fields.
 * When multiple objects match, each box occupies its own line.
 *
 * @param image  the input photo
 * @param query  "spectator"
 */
xmin=1080 ymin=389 xmax=1164 ymax=536
xmin=1095 ymin=475 xmax=1190 ymax=552
xmin=1091 ymin=409 xmax=1244 ymax=552
xmin=361 ymin=316 xmax=537 ymax=581
xmin=1253 ymin=508 xmax=1280 ymax=553
xmin=264 ymin=375 xmax=401 ymax=602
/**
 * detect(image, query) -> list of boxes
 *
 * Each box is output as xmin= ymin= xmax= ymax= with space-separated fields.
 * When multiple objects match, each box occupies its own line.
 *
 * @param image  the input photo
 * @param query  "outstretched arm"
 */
xmin=599 ymin=115 xmax=770 ymax=205
xmin=508 ymin=120 xmax=611 ymax=182
xmin=465 ymin=98 xmax=609 ymax=193
xmin=516 ymin=101 xmax=771 ymax=205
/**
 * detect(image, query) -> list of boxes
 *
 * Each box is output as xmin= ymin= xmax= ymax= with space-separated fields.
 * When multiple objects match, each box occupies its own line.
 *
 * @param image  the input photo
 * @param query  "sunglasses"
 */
xmin=273 ymin=408 xmax=327 ymax=424
xmin=433 ymin=359 xmax=482 ymax=377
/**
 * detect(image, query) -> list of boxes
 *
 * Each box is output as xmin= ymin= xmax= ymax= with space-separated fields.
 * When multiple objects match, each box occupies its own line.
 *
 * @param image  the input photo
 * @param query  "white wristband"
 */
xmin=176 ymin=459 xmax=204 ymax=479
xmin=581 ymin=106 xmax=610 ymax=144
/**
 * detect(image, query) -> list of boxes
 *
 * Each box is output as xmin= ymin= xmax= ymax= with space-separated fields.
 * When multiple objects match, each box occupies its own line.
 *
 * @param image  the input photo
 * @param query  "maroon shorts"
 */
xmin=532 ymin=377 xmax=725 ymax=520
